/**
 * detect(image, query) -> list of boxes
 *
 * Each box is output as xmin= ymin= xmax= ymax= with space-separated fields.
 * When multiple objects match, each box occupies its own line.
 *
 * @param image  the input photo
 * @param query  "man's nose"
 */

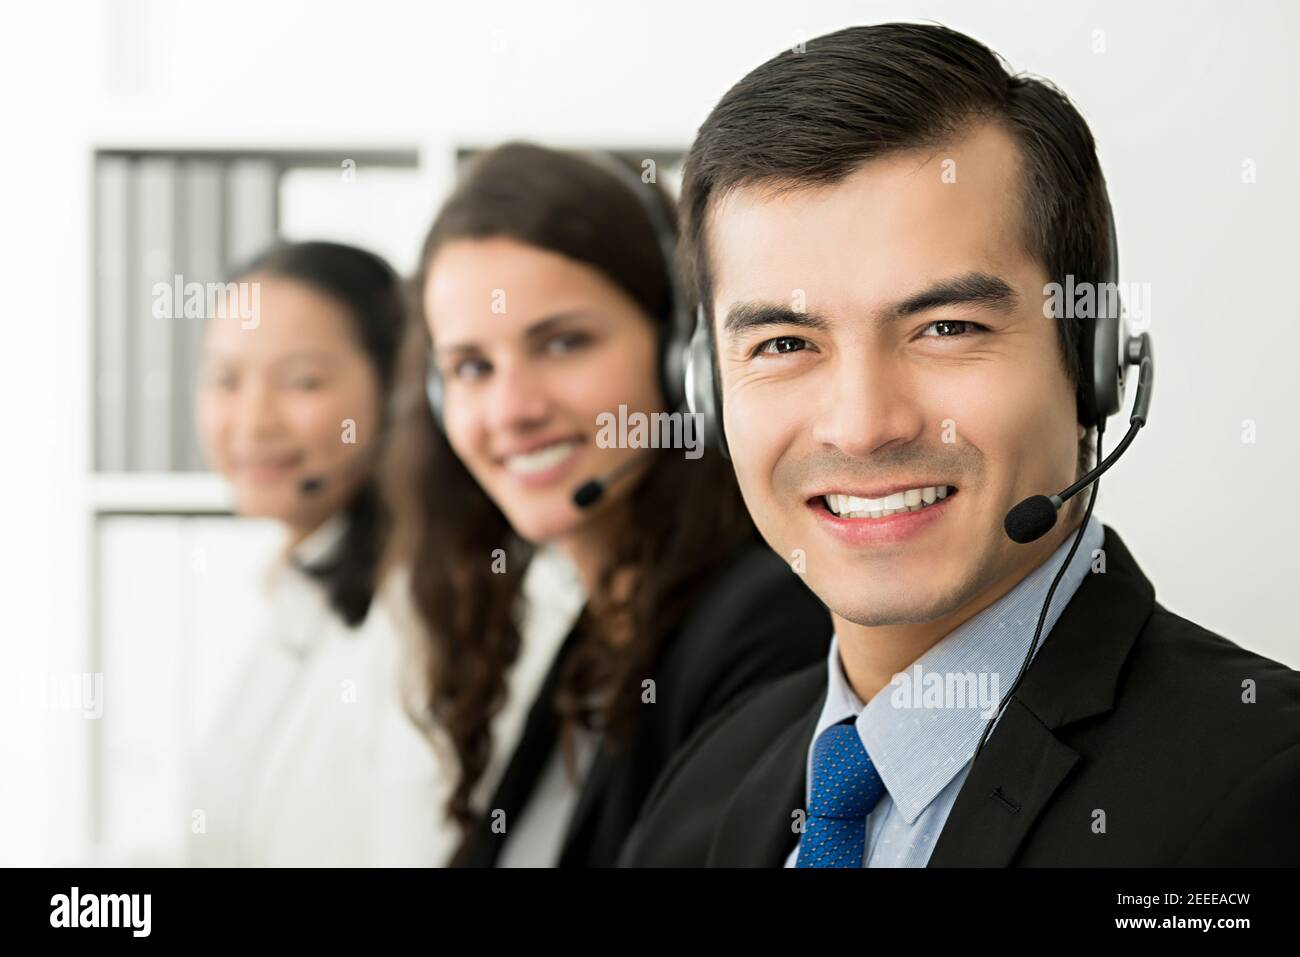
xmin=809 ymin=350 xmax=927 ymax=458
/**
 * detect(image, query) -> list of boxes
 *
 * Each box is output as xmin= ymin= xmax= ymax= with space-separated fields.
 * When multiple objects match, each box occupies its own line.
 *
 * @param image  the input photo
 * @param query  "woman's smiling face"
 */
xmin=423 ymin=236 xmax=664 ymax=545
xmin=196 ymin=275 xmax=382 ymax=532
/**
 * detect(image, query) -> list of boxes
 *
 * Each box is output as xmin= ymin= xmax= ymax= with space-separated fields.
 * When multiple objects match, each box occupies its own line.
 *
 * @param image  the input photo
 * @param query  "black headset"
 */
xmin=682 ymin=186 xmax=1151 ymax=461
xmin=425 ymin=150 xmax=695 ymax=431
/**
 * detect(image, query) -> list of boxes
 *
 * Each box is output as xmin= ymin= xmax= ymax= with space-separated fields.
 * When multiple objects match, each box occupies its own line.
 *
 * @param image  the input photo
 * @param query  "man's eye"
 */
xmin=753 ymin=336 xmax=809 ymax=357
xmin=920 ymin=320 xmax=987 ymax=338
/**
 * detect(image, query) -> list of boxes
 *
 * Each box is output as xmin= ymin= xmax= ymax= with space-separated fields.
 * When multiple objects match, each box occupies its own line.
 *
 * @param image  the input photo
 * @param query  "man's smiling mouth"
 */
xmin=813 ymin=484 xmax=958 ymax=520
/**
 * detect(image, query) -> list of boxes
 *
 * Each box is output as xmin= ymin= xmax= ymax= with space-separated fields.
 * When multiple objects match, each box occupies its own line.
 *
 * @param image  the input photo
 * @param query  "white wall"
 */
xmin=2 ymin=0 xmax=1297 ymax=865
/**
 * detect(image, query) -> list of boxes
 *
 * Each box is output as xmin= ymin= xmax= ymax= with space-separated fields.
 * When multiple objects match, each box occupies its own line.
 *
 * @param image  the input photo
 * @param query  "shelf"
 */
xmin=88 ymin=473 xmax=233 ymax=514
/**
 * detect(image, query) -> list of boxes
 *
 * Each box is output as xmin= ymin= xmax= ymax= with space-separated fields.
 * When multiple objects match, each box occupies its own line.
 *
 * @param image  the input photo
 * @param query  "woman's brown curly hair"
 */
xmin=383 ymin=142 xmax=756 ymax=849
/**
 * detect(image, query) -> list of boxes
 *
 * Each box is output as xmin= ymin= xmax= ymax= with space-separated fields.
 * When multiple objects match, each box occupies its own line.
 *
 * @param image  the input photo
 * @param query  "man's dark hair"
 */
xmin=679 ymin=22 xmax=1112 ymax=479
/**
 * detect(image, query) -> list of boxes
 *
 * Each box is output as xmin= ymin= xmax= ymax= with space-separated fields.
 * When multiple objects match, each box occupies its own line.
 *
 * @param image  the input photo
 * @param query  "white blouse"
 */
xmin=185 ymin=516 xmax=583 ymax=867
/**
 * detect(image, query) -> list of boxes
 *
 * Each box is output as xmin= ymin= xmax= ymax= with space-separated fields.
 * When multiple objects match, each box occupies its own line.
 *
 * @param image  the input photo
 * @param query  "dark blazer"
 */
xmin=621 ymin=525 xmax=1300 ymax=866
xmin=453 ymin=540 xmax=832 ymax=867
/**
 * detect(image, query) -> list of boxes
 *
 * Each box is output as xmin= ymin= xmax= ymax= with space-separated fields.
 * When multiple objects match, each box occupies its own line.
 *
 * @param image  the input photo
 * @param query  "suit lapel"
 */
xmin=556 ymin=734 xmax=616 ymax=864
xmin=707 ymin=688 xmax=825 ymax=866
xmin=928 ymin=524 xmax=1156 ymax=866
xmin=926 ymin=696 xmax=1081 ymax=866
xmin=453 ymin=616 xmax=587 ymax=867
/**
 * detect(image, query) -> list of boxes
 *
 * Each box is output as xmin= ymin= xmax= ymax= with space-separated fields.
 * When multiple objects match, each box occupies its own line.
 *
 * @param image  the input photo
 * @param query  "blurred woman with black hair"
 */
xmin=388 ymin=143 xmax=831 ymax=867
xmin=189 ymin=240 xmax=452 ymax=865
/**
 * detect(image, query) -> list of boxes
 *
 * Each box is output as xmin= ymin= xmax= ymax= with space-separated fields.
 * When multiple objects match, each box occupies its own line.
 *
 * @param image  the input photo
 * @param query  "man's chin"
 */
xmin=801 ymin=568 xmax=970 ymax=628
xmin=827 ymin=599 xmax=956 ymax=629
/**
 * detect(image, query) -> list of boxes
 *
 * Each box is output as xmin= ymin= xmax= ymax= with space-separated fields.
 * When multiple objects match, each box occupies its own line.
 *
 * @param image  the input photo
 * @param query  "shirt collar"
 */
xmin=290 ymin=511 xmax=349 ymax=568
xmin=261 ymin=511 xmax=349 ymax=594
xmin=811 ymin=512 xmax=1106 ymax=824
xmin=255 ymin=511 xmax=353 ymax=656
xmin=521 ymin=543 xmax=586 ymax=611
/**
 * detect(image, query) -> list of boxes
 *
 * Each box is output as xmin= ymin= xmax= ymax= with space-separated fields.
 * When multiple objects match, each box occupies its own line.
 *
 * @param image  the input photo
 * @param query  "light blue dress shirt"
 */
xmin=786 ymin=513 xmax=1106 ymax=867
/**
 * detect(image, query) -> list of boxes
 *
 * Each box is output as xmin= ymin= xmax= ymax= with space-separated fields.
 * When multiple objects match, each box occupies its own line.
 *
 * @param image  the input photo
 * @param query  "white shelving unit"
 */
xmin=88 ymin=473 xmax=233 ymax=515
xmin=77 ymin=136 xmax=445 ymax=862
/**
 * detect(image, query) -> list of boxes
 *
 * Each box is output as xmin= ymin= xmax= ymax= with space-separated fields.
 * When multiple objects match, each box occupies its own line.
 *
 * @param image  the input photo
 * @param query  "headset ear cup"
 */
xmin=684 ymin=307 xmax=728 ymax=458
xmin=660 ymin=321 xmax=688 ymax=412
xmin=1078 ymin=307 xmax=1129 ymax=429
xmin=709 ymin=342 xmax=728 ymax=459
xmin=1078 ymin=188 xmax=1126 ymax=429
xmin=426 ymin=368 xmax=445 ymax=431
xmin=1084 ymin=303 xmax=1125 ymax=428
xmin=577 ymin=151 xmax=692 ymax=415
xmin=1077 ymin=317 xmax=1099 ymax=429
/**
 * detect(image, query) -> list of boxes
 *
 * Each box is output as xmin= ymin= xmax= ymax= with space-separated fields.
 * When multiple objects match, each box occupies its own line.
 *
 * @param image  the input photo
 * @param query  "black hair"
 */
xmin=237 ymin=240 xmax=405 ymax=627
xmin=679 ymin=22 xmax=1111 ymax=479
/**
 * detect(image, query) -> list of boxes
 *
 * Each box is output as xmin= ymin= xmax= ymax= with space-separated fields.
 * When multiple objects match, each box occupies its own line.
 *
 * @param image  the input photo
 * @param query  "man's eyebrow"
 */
xmin=890 ymin=272 xmax=1019 ymax=318
xmin=720 ymin=273 xmax=1018 ymax=340
xmin=722 ymin=303 xmax=831 ymax=337
xmin=435 ymin=312 xmax=587 ymax=357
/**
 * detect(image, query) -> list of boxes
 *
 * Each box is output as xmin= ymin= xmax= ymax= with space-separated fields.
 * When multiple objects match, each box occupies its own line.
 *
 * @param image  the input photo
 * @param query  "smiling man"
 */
xmin=620 ymin=23 xmax=1300 ymax=867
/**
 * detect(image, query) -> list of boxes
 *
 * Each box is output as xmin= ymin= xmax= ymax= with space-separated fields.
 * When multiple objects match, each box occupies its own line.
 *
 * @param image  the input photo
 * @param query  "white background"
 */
xmin=1 ymin=0 xmax=1296 ymax=865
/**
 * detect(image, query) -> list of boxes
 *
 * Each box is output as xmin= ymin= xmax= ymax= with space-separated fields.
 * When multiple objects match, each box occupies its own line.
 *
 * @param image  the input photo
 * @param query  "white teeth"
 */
xmin=504 ymin=440 xmax=579 ymax=475
xmin=824 ymin=485 xmax=953 ymax=518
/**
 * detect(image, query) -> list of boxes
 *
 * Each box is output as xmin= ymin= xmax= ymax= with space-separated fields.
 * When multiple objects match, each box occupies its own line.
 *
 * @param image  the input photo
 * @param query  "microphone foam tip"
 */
xmin=1005 ymin=494 xmax=1059 ymax=544
xmin=571 ymin=481 xmax=603 ymax=509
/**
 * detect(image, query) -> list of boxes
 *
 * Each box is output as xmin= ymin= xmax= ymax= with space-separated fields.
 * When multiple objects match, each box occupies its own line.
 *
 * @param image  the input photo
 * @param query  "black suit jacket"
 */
xmin=620 ymin=525 xmax=1300 ymax=866
xmin=453 ymin=540 xmax=832 ymax=867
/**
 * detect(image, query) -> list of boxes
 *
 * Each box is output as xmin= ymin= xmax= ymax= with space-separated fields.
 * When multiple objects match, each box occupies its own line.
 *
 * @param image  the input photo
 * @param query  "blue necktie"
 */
xmin=796 ymin=718 xmax=886 ymax=868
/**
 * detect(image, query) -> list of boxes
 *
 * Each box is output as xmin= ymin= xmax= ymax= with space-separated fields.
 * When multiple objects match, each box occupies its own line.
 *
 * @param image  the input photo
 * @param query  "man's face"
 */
xmin=708 ymin=122 xmax=1085 ymax=628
